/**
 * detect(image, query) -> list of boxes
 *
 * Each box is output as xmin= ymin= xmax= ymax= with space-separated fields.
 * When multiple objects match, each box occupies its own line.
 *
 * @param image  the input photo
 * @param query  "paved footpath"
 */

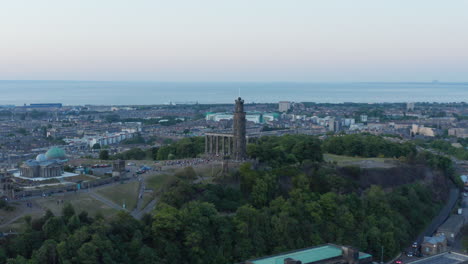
xmin=88 ymin=191 xmax=128 ymax=212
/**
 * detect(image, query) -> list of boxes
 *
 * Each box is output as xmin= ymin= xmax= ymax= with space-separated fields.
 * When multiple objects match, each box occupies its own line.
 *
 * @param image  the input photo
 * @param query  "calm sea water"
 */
xmin=0 ymin=81 xmax=467 ymax=105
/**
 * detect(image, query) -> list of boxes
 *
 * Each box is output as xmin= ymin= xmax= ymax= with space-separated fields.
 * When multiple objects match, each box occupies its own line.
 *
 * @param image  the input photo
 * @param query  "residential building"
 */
xmin=279 ymin=101 xmax=291 ymax=112
xmin=436 ymin=215 xmax=465 ymax=245
xmin=448 ymin=128 xmax=468 ymax=138
xmin=421 ymin=235 xmax=447 ymax=256
xmin=411 ymin=124 xmax=437 ymax=137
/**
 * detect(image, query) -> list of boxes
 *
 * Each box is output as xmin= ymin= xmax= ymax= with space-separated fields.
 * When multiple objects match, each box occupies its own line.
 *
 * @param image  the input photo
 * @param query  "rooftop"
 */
xmin=423 ymin=235 xmax=446 ymax=245
xmin=438 ymin=215 xmax=465 ymax=232
xmin=247 ymin=244 xmax=370 ymax=264
xmin=407 ymin=252 xmax=468 ymax=264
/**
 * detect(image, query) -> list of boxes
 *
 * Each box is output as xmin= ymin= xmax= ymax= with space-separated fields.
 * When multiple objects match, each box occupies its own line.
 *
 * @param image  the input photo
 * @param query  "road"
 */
xmin=396 ymin=147 xmax=465 ymax=263
xmin=407 ymin=252 xmax=468 ymax=264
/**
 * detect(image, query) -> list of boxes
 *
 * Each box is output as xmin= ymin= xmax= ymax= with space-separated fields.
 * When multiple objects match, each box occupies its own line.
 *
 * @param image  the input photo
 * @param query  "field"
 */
xmin=145 ymin=173 xmax=173 ymax=191
xmin=323 ymin=153 xmax=397 ymax=168
xmin=96 ymin=181 xmax=140 ymax=211
xmin=35 ymin=192 xmax=118 ymax=218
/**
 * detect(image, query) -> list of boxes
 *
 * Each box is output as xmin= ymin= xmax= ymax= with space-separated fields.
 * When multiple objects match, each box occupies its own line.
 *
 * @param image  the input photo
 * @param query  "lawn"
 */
xmin=96 ymin=181 xmax=140 ymax=211
xmin=323 ymin=153 xmax=396 ymax=168
xmin=35 ymin=192 xmax=118 ymax=218
xmin=145 ymin=173 xmax=172 ymax=191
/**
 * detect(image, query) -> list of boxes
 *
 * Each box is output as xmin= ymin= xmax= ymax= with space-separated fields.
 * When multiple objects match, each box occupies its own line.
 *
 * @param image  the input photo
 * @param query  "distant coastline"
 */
xmin=1 ymin=80 xmax=467 ymax=105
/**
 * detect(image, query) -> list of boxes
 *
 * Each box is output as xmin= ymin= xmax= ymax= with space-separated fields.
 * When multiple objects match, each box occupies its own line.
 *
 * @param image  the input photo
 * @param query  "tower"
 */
xmin=233 ymin=97 xmax=247 ymax=160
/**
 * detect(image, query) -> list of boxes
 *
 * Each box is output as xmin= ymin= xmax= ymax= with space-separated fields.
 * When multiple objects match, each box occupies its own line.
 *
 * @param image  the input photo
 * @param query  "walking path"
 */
xmin=133 ymin=198 xmax=158 ymax=219
xmin=89 ymin=191 xmax=128 ymax=212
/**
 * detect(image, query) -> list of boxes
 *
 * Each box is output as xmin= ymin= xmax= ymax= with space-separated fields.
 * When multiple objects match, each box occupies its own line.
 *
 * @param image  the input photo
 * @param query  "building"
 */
xmin=233 ymin=97 xmax=247 ymax=160
xmin=18 ymin=147 xmax=67 ymax=178
xmin=244 ymin=244 xmax=372 ymax=264
xmin=448 ymin=128 xmax=468 ymax=138
xmin=360 ymin=115 xmax=368 ymax=123
xmin=344 ymin=118 xmax=355 ymax=127
xmin=328 ymin=118 xmax=335 ymax=132
xmin=436 ymin=214 xmax=465 ymax=245
xmin=411 ymin=124 xmax=437 ymax=137
xmin=279 ymin=101 xmax=291 ymax=112
xmin=205 ymin=112 xmax=277 ymax=124
xmin=112 ymin=160 xmax=126 ymax=177
xmin=461 ymin=175 xmax=468 ymax=191
xmin=29 ymin=103 xmax=62 ymax=108
xmin=64 ymin=131 xmax=136 ymax=148
xmin=407 ymin=102 xmax=415 ymax=111
xmin=421 ymin=235 xmax=447 ymax=256
xmin=406 ymin=252 xmax=468 ymax=264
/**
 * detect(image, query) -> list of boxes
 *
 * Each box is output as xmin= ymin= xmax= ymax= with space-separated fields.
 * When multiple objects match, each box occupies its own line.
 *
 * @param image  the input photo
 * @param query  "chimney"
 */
xmin=342 ymin=246 xmax=359 ymax=264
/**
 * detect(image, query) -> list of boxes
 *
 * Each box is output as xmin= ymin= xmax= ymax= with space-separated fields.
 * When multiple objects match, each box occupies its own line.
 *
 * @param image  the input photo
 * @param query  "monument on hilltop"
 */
xmin=233 ymin=97 xmax=247 ymax=160
xmin=204 ymin=97 xmax=247 ymax=160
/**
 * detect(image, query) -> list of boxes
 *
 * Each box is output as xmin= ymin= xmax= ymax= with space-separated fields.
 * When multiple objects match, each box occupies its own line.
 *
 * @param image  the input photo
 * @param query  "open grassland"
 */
xmin=324 ymin=153 xmax=397 ymax=168
xmin=145 ymin=173 xmax=173 ymax=191
xmin=96 ymin=181 xmax=139 ymax=211
xmin=35 ymin=192 xmax=118 ymax=218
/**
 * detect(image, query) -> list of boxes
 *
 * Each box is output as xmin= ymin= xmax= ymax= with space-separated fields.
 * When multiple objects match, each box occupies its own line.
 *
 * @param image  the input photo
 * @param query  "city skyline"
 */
xmin=1 ymin=0 xmax=468 ymax=82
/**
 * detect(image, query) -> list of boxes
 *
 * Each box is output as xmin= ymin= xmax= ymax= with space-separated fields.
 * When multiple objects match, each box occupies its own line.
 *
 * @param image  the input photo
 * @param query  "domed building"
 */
xmin=36 ymin=154 xmax=47 ymax=162
xmin=19 ymin=147 xmax=67 ymax=178
xmin=45 ymin=147 xmax=66 ymax=160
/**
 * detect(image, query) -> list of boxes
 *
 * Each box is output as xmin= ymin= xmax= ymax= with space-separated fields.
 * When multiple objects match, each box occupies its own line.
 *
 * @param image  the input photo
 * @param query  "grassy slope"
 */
xmin=96 ymin=182 xmax=140 ymax=211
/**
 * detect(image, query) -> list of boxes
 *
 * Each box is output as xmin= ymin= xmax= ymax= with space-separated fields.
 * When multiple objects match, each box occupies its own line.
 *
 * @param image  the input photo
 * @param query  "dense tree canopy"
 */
xmin=0 ymin=134 xmax=452 ymax=264
xmin=247 ymin=135 xmax=323 ymax=166
xmin=322 ymin=134 xmax=417 ymax=158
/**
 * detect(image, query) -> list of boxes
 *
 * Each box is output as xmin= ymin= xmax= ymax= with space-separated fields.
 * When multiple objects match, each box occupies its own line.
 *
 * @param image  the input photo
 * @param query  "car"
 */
xmin=412 ymin=242 xmax=418 ymax=248
xmin=407 ymin=251 xmax=413 ymax=257
xmin=395 ymin=260 xmax=403 ymax=264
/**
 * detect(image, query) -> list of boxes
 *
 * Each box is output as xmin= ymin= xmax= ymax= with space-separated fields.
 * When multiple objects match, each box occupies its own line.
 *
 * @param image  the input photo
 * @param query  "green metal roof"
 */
xmin=45 ymin=147 xmax=66 ymax=160
xmin=250 ymin=245 xmax=343 ymax=264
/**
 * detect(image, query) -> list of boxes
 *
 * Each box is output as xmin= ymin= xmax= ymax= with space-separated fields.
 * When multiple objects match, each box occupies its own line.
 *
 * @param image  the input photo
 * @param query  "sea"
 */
xmin=0 ymin=81 xmax=467 ymax=106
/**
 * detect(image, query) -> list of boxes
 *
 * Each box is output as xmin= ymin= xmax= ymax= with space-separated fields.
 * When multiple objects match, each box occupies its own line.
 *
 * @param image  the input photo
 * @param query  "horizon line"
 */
xmin=1 ymin=80 xmax=467 ymax=84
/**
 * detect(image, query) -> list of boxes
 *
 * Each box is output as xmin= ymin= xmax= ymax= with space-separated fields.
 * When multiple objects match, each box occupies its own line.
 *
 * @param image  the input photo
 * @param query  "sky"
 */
xmin=1 ymin=0 xmax=467 ymax=82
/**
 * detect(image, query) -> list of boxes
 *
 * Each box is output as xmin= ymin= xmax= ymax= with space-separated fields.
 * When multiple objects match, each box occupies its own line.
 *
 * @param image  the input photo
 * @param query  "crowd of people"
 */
xmin=161 ymin=158 xmax=216 ymax=168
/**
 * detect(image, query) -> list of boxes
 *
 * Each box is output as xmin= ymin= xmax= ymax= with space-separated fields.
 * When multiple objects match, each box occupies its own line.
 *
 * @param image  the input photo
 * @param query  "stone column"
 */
xmin=205 ymin=135 xmax=208 ymax=153
xmin=210 ymin=135 xmax=213 ymax=153
xmin=216 ymin=136 xmax=219 ymax=155
xmin=222 ymin=136 xmax=225 ymax=155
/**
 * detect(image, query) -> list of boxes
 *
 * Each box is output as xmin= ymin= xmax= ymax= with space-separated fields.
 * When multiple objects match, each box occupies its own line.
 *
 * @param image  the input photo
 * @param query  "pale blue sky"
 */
xmin=1 ymin=0 xmax=467 ymax=82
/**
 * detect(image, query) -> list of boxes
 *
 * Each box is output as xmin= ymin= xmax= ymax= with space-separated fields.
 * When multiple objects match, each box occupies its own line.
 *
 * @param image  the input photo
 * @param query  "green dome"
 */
xmin=45 ymin=147 xmax=66 ymax=160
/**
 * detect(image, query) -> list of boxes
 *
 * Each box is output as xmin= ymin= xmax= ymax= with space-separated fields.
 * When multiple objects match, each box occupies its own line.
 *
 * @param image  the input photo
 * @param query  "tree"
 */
xmin=42 ymin=217 xmax=67 ymax=241
xmin=92 ymin=143 xmax=101 ymax=150
xmin=31 ymin=240 xmax=58 ymax=264
xmin=62 ymin=203 xmax=75 ymax=223
xmin=99 ymin=150 xmax=109 ymax=160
